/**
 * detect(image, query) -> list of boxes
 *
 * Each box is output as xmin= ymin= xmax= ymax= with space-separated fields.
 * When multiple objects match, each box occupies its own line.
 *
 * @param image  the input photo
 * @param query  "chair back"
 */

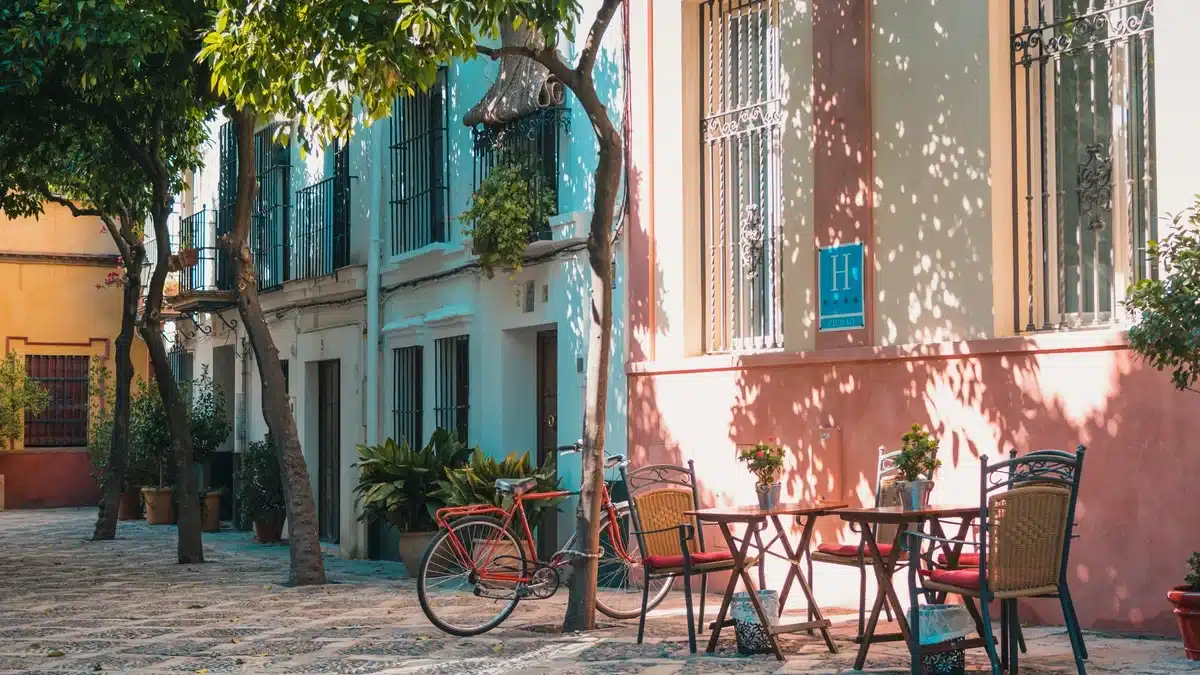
xmin=873 ymin=449 xmax=904 ymax=546
xmin=978 ymin=446 xmax=1085 ymax=596
xmin=620 ymin=462 xmax=703 ymax=559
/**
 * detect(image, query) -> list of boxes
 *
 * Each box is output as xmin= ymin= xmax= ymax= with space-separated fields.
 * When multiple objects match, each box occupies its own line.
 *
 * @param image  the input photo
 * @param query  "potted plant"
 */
xmin=187 ymin=366 xmax=232 ymax=530
xmin=130 ymin=378 xmax=174 ymax=524
xmin=1125 ymin=198 xmax=1200 ymax=658
xmin=353 ymin=429 xmax=472 ymax=572
xmin=199 ymin=488 xmax=226 ymax=532
xmin=461 ymin=161 xmax=558 ymax=281
xmin=433 ymin=447 xmax=563 ymax=561
xmin=235 ymin=434 xmax=286 ymax=543
xmin=737 ymin=440 xmax=785 ymax=509
xmin=0 ymin=349 xmax=50 ymax=452
xmin=894 ymin=424 xmax=941 ymax=510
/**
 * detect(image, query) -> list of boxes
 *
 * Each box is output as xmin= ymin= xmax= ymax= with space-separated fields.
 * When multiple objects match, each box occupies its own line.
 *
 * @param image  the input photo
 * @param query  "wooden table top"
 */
xmin=686 ymin=500 xmax=849 ymax=522
xmin=835 ymin=504 xmax=980 ymax=524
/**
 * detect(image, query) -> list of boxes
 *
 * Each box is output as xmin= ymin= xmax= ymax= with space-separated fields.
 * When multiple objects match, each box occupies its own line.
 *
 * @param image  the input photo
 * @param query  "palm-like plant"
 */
xmin=353 ymin=429 xmax=472 ymax=532
xmin=433 ymin=449 xmax=563 ymax=533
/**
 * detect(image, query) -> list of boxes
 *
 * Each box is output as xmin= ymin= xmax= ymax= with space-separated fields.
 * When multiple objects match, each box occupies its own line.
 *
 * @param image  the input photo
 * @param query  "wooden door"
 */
xmin=317 ymin=360 xmax=341 ymax=544
xmin=536 ymin=330 xmax=558 ymax=559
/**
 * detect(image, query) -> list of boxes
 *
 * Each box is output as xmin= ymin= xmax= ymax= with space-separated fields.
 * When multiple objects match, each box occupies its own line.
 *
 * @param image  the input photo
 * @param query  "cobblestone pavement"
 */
xmin=0 ymin=509 xmax=1191 ymax=674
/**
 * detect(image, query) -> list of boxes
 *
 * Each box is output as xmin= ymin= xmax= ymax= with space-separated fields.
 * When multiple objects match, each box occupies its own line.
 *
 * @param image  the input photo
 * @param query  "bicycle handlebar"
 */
xmin=555 ymin=441 xmax=584 ymax=453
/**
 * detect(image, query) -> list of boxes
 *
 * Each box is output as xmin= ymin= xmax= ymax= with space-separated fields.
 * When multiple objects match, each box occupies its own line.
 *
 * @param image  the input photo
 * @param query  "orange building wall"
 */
xmin=0 ymin=204 xmax=151 ymax=508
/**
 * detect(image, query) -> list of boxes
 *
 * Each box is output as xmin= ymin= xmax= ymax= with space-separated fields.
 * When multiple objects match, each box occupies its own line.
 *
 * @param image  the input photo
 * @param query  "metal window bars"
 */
xmin=700 ymin=0 xmax=784 ymax=353
xmin=252 ymin=121 xmax=292 ymax=292
xmin=433 ymin=335 xmax=469 ymax=444
xmin=23 ymin=355 xmax=89 ymax=448
xmin=393 ymin=346 xmax=424 ymax=448
xmin=293 ymin=142 xmax=352 ymax=280
xmin=1011 ymin=0 xmax=1155 ymax=331
xmin=390 ymin=68 xmax=450 ymax=256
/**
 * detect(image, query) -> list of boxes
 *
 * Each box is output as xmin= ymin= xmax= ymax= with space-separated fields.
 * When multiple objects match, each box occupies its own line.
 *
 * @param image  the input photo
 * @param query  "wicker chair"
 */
xmin=906 ymin=451 xmax=1086 ymax=675
xmin=807 ymin=447 xmax=906 ymax=639
xmin=620 ymin=461 xmax=758 ymax=653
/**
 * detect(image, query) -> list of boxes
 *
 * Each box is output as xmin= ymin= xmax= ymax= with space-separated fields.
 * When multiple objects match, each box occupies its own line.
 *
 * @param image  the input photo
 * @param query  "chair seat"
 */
xmin=817 ymin=542 xmax=895 ymax=558
xmin=919 ymin=567 xmax=981 ymax=589
xmin=645 ymin=550 xmax=745 ymax=571
xmin=494 ymin=477 xmax=537 ymax=495
xmin=937 ymin=552 xmax=981 ymax=567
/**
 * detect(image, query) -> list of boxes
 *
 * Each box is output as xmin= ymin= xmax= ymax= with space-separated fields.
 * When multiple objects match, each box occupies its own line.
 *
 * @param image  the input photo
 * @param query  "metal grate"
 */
xmin=23 ymin=355 xmax=89 ymax=447
xmin=390 ymin=68 xmax=449 ymax=256
xmin=252 ymin=121 xmax=291 ymax=291
xmin=700 ymin=0 xmax=784 ymax=353
xmin=1011 ymin=0 xmax=1155 ymax=331
xmin=434 ymin=335 xmax=469 ymax=444
xmin=217 ymin=121 xmax=238 ymax=291
xmin=294 ymin=141 xmax=352 ymax=279
xmin=472 ymin=107 xmax=569 ymax=242
xmin=393 ymin=346 xmax=423 ymax=447
xmin=179 ymin=209 xmax=229 ymax=292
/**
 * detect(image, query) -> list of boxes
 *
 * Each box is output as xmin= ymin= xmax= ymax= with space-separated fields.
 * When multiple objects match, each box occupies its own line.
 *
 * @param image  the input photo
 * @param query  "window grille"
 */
xmin=390 ymin=68 xmax=449 ymax=255
xmin=24 ymin=355 xmax=89 ymax=447
xmin=434 ymin=336 xmax=469 ymax=444
xmin=393 ymin=346 xmax=424 ymax=447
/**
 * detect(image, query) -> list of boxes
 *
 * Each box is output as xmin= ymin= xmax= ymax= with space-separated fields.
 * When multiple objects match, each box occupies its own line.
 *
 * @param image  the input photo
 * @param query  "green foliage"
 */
xmin=1125 ymin=200 xmax=1200 ymax=393
xmin=1187 ymin=552 xmax=1200 ymax=591
xmin=86 ymin=363 xmax=114 ymax=482
xmin=737 ymin=440 xmax=785 ymax=485
xmin=461 ymin=163 xmax=558 ymax=279
xmin=185 ymin=365 xmax=231 ymax=465
xmin=897 ymin=424 xmax=941 ymax=482
xmin=353 ymin=429 xmax=473 ymax=532
xmin=0 ymin=351 xmax=50 ymax=450
xmin=433 ymin=448 xmax=563 ymax=533
xmin=236 ymin=434 xmax=286 ymax=522
xmin=129 ymin=377 xmax=171 ymax=487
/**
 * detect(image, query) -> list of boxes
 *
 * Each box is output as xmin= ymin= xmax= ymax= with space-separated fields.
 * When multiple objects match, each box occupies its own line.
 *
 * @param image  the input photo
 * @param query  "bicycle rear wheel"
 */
xmin=595 ymin=508 xmax=675 ymax=620
xmin=417 ymin=516 xmax=528 ymax=637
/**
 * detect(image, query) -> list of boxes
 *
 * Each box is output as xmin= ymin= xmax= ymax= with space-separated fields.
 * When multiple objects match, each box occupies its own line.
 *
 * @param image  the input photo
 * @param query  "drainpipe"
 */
xmin=365 ymin=116 xmax=383 ymax=448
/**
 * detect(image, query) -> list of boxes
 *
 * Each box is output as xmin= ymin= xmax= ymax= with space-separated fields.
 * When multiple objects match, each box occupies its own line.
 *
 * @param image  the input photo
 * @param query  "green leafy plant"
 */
xmin=1125 ymin=199 xmax=1200 ymax=393
xmin=129 ymin=377 xmax=171 ymax=487
xmin=353 ymin=428 xmax=473 ymax=532
xmin=897 ymin=424 xmax=941 ymax=482
xmin=433 ymin=448 xmax=563 ymax=533
xmin=1186 ymin=552 xmax=1200 ymax=592
xmin=0 ymin=350 xmax=50 ymax=450
xmin=87 ymin=363 xmax=115 ymax=483
xmin=186 ymin=365 xmax=231 ymax=466
xmin=737 ymin=440 xmax=785 ymax=485
xmin=236 ymin=434 xmax=286 ymax=523
xmin=461 ymin=162 xmax=557 ymax=279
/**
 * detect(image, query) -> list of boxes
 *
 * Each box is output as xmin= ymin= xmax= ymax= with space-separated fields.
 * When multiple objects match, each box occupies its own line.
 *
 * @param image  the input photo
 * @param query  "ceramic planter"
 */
xmin=755 ymin=482 xmax=782 ymax=509
xmin=397 ymin=531 xmax=439 ymax=575
xmin=898 ymin=479 xmax=935 ymax=510
xmin=201 ymin=492 xmax=222 ymax=532
xmin=1168 ymin=585 xmax=1200 ymax=661
xmin=142 ymin=487 xmax=174 ymax=525
xmin=254 ymin=511 xmax=285 ymax=543
xmin=117 ymin=489 xmax=142 ymax=521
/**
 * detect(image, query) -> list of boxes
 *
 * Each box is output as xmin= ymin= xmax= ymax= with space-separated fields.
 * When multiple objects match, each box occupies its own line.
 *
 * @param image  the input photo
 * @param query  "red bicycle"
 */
xmin=416 ymin=443 xmax=675 ymax=636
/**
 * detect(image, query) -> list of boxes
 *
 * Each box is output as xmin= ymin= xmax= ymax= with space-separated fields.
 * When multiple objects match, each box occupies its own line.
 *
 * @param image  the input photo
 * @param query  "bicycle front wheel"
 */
xmin=417 ymin=516 xmax=528 ymax=637
xmin=594 ymin=508 xmax=675 ymax=620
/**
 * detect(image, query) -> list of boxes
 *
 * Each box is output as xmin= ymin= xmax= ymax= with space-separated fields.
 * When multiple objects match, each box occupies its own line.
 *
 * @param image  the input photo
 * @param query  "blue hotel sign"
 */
xmin=818 ymin=242 xmax=865 ymax=331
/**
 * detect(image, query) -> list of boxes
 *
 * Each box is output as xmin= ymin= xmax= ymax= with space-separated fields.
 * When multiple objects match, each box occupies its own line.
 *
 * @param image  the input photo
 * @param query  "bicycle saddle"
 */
xmin=494 ymin=477 xmax=538 ymax=495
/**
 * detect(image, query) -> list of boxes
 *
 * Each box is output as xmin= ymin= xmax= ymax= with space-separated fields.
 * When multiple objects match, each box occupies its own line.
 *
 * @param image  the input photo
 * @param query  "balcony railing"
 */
xmin=472 ymin=107 xmax=569 ymax=243
xmin=251 ymin=205 xmax=289 ymax=292
xmin=179 ymin=209 xmax=232 ymax=293
xmin=293 ymin=175 xmax=351 ymax=280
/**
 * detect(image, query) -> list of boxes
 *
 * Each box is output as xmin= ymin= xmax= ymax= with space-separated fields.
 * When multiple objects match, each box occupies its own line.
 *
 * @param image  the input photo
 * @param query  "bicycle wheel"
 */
xmin=417 ymin=516 xmax=528 ymax=637
xmin=594 ymin=507 xmax=675 ymax=619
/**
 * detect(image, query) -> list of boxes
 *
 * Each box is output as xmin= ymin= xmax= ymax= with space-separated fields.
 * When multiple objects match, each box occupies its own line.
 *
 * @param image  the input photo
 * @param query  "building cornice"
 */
xmin=0 ymin=250 xmax=120 ymax=267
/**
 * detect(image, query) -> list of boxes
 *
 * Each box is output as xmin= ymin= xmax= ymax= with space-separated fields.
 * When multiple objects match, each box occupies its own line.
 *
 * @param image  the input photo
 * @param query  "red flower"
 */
xmin=756 ymin=451 xmax=764 ymax=459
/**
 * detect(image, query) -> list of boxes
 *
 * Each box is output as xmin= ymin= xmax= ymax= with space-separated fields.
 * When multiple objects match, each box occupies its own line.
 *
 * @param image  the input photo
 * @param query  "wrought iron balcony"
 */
xmin=176 ymin=209 xmax=233 ymax=295
xmin=293 ymin=174 xmax=351 ymax=280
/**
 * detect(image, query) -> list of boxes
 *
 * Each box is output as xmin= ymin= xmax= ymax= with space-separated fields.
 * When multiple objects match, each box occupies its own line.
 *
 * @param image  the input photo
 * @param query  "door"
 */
xmin=536 ymin=330 xmax=558 ymax=560
xmin=317 ymin=360 xmax=341 ymax=544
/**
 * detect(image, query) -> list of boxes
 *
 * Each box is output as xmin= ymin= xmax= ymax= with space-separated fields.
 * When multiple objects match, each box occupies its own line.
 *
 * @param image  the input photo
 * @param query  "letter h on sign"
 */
xmin=818 ymin=242 xmax=865 ymax=332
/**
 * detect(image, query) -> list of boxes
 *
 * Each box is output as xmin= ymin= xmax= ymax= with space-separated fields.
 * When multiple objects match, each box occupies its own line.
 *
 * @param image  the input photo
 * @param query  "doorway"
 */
xmin=317 ymin=359 xmax=341 ymax=544
xmin=535 ymin=330 xmax=558 ymax=560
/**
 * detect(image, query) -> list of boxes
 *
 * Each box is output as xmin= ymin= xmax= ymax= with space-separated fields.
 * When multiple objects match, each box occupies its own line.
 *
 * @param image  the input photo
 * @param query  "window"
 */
xmin=216 ymin=121 xmax=237 ymax=291
xmin=253 ymin=121 xmax=292 ymax=291
xmin=24 ymin=356 xmax=89 ymax=447
xmin=434 ymin=336 xmax=469 ymax=443
xmin=294 ymin=140 xmax=351 ymax=279
xmin=471 ymin=107 xmax=568 ymax=242
xmin=1011 ymin=0 xmax=1155 ymax=330
xmin=700 ymin=0 xmax=784 ymax=352
xmin=168 ymin=347 xmax=194 ymax=404
xmin=280 ymin=359 xmax=289 ymax=395
xmin=390 ymin=68 xmax=449 ymax=256
xmin=393 ymin=346 xmax=423 ymax=447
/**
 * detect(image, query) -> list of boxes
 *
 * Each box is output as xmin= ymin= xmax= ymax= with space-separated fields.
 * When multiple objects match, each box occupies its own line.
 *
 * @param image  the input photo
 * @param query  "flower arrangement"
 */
xmin=737 ymin=440 xmax=785 ymax=486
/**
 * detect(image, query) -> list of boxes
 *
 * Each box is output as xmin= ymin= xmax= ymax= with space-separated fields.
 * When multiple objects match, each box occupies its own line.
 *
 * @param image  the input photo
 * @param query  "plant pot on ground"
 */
xmin=1168 ymin=553 xmax=1200 ymax=661
xmin=142 ymin=486 xmax=174 ymax=525
xmin=201 ymin=491 xmax=223 ymax=532
xmin=236 ymin=434 xmax=288 ymax=544
xmin=117 ymin=489 xmax=142 ymax=520
xmin=893 ymin=424 xmax=942 ymax=510
xmin=354 ymin=429 xmax=472 ymax=573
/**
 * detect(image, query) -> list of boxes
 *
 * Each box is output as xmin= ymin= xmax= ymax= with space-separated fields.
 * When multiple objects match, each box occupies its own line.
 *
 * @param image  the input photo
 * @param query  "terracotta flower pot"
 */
xmin=117 ymin=489 xmax=142 ymax=521
xmin=201 ymin=492 xmax=222 ymax=532
xmin=397 ymin=531 xmax=439 ymax=575
xmin=1168 ymin=585 xmax=1200 ymax=661
xmin=142 ymin=487 xmax=174 ymax=525
xmin=254 ymin=511 xmax=285 ymax=543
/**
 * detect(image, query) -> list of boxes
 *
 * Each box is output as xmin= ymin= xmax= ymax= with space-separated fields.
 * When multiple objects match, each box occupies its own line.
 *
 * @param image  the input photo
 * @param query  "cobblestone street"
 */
xmin=0 ymin=509 xmax=1190 ymax=674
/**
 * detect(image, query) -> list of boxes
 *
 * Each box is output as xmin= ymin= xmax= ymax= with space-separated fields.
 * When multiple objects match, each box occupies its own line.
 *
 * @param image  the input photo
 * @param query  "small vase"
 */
xmin=755 ymin=482 xmax=781 ymax=509
xmin=899 ymin=479 xmax=935 ymax=511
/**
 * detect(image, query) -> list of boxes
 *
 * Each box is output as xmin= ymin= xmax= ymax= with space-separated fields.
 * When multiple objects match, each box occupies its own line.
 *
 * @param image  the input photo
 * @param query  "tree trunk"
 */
xmin=93 ymin=242 xmax=144 ymax=540
xmin=562 ymin=71 xmax=623 ymax=632
xmin=228 ymin=108 xmax=326 ymax=586
xmin=141 ymin=195 xmax=204 ymax=563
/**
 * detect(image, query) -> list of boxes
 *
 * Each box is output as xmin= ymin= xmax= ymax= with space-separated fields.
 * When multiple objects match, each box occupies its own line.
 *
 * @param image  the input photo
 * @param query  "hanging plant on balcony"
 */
xmin=461 ymin=162 xmax=557 ymax=280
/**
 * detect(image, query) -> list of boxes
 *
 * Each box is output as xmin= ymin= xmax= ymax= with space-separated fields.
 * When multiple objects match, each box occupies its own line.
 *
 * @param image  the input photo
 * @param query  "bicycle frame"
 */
xmin=432 ymin=476 xmax=634 ymax=586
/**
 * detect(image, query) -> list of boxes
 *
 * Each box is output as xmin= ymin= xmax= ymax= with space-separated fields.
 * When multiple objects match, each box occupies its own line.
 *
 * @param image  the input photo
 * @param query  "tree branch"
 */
xmin=40 ymin=191 xmax=103 ymax=219
xmin=577 ymin=0 xmax=623 ymax=77
xmin=476 ymin=44 xmax=578 ymax=91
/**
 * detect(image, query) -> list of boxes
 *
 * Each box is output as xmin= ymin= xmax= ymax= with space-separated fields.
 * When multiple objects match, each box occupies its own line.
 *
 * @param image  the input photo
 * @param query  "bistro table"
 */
xmin=686 ymin=500 xmax=849 ymax=661
xmin=835 ymin=504 xmax=982 ymax=670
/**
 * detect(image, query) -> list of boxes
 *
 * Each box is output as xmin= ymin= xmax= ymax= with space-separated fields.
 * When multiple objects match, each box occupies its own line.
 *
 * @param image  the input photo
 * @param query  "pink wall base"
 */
xmin=0 ymin=449 xmax=101 ymax=509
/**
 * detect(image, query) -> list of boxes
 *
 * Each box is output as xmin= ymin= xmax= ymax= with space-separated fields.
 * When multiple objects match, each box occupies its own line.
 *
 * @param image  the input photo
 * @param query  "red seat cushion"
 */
xmin=936 ymin=552 xmax=981 ymax=567
xmin=920 ymin=567 xmax=981 ymax=589
xmin=816 ymin=542 xmax=894 ymax=558
xmin=644 ymin=550 xmax=735 ymax=570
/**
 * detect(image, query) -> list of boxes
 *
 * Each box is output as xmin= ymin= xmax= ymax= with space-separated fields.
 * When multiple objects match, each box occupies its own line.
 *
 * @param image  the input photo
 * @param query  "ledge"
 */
xmin=384 ymin=241 xmax=465 ymax=269
xmin=627 ymin=329 xmax=1131 ymax=376
xmin=0 ymin=250 xmax=120 ymax=267
xmin=382 ymin=304 xmax=474 ymax=337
